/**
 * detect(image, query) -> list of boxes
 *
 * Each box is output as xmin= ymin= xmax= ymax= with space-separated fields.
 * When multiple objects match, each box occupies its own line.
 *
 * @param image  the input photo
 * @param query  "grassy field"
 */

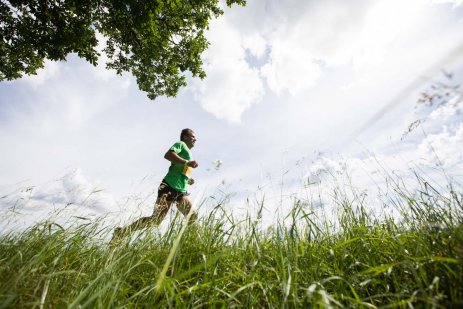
xmin=1 ymin=177 xmax=462 ymax=308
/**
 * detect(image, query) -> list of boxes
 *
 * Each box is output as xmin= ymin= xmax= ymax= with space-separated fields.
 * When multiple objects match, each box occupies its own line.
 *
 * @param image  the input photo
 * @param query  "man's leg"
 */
xmin=112 ymin=197 xmax=173 ymax=239
xmin=176 ymin=196 xmax=198 ymax=224
xmin=150 ymin=197 xmax=174 ymax=224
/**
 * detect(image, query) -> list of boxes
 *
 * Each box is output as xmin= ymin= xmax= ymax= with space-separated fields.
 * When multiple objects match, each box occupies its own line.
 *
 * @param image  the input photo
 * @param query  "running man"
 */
xmin=112 ymin=128 xmax=199 ymax=240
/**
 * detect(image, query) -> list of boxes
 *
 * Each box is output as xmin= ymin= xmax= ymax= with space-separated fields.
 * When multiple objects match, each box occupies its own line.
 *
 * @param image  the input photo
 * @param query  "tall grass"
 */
xmin=0 ymin=175 xmax=462 ymax=308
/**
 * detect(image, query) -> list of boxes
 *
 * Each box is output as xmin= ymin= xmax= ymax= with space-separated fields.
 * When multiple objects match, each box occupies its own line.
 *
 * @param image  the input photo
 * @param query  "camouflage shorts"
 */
xmin=158 ymin=180 xmax=189 ymax=202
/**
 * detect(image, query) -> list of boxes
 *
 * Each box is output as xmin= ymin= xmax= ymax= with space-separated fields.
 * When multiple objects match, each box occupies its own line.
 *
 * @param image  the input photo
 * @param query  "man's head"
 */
xmin=180 ymin=128 xmax=196 ymax=148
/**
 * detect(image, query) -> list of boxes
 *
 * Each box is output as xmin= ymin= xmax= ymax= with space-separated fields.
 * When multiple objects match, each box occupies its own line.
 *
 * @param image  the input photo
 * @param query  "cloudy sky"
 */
xmin=1 ymin=0 xmax=463 ymax=231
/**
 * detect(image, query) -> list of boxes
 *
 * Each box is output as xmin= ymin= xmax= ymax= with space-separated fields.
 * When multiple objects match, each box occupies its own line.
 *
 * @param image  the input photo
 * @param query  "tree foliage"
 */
xmin=0 ymin=0 xmax=246 ymax=99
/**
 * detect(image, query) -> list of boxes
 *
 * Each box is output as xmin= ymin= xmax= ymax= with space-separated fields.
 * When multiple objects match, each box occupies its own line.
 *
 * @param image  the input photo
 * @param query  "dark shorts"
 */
xmin=158 ymin=180 xmax=189 ymax=202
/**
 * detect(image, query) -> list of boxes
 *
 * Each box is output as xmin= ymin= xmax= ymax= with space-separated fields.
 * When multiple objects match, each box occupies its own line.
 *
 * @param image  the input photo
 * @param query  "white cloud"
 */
xmin=300 ymin=85 xmax=463 ymax=216
xmin=211 ymin=0 xmax=431 ymax=101
xmin=242 ymin=33 xmax=267 ymax=59
xmin=261 ymin=44 xmax=322 ymax=96
xmin=282 ymin=1 xmax=368 ymax=67
xmin=0 ymin=168 xmax=118 ymax=231
xmin=417 ymin=122 xmax=463 ymax=167
xmin=22 ymin=59 xmax=61 ymax=86
xmin=351 ymin=0 xmax=426 ymax=70
xmin=255 ymin=1 xmax=365 ymax=94
xmin=20 ymin=58 xmax=130 ymax=131
xmin=431 ymin=0 xmax=463 ymax=8
xmin=429 ymin=94 xmax=462 ymax=120
xmin=300 ymin=115 xmax=463 ymax=221
xmin=191 ymin=16 xmax=264 ymax=123
xmin=192 ymin=0 xmax=462 ymax=123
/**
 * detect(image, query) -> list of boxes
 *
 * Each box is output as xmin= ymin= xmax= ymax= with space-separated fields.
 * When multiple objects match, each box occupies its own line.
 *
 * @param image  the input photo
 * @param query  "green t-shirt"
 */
xmin=163 ymin=141 xmax=192 ymax=192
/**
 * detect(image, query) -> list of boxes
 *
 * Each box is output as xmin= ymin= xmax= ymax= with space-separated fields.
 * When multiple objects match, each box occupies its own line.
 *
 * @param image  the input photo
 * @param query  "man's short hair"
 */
xmin=180 ymin=128 xmax=194 ymax=141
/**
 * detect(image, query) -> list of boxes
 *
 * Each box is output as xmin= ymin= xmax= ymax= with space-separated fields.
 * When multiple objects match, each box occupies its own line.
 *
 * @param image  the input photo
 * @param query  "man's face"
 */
xmin=183 ymin=131 xmax=196 ymax=148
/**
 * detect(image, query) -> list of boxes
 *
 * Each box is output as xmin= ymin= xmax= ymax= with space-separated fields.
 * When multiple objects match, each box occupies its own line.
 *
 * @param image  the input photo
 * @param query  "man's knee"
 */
xmin=189 ymin=210 xmax=198 ymax=222
xmin=178 ymin=197 xmax=196 ymax=219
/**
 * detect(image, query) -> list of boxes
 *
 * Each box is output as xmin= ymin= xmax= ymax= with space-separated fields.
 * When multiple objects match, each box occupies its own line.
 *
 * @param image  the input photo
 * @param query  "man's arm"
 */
xmin=164 ymin=151 xmax=199 ymax=168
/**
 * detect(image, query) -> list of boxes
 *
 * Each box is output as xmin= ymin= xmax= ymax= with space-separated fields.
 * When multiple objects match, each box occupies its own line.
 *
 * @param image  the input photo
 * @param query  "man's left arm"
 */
xmin=164 ymin=150 xmax=198 ymax=168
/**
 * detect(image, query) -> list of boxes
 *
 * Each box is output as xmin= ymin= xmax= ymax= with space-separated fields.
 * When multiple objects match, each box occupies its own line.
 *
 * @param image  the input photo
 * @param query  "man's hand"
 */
xmin=188 ymin=178 xmax=195 ymax=185
xmin=187 ymin=160 xmax=199 ymax=168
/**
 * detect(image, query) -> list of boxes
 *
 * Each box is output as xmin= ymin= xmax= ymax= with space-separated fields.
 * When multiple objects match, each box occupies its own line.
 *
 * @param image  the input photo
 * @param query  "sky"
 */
xmin=1 ymin=0 xmax=463 ymax=232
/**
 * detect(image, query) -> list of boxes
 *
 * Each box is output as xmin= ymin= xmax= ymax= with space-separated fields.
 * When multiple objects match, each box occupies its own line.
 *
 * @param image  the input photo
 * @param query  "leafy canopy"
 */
xmin=0 ymin=0 xmax=246 ymax=99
